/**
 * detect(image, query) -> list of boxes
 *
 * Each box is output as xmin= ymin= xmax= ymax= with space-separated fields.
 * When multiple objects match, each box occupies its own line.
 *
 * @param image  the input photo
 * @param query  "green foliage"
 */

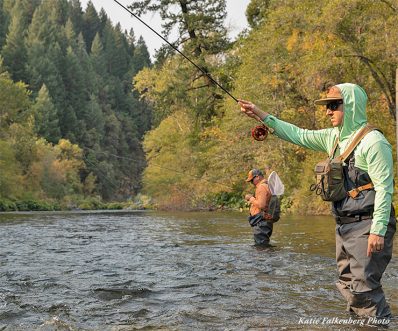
xmin=32 ymin=84 xmax=60 ymax=143
xmin=0 ymin=72 xmax=31 ymax=137
xmin=208 ymin=191 xmax=246 ymax=210
xmin=15 ymin=199 xmax=56 ymax=211
xmin=140 ymin=0 xmax=398 ymax=213
xmin=0 ymin=139 xmax=22 ymax=198
xmin=0 ymin=0 xmax=153 ymax=204
xmin=246 ymin=0 xmax=270 ymax=28
xmin=0 ymin=199 xmax=17 ymax=211
xmin=132 ymin=194 xmax=153 ymax=210
xmin=78 ymin=196 xmax=104 ymax=210
xmin=2 ymin=0 xmax=398 ymax=214
xmin=132 ymin=0 xmax=231 ymax=125
xmin=129 ymin=0 xmax=229 ymax=55
xmin=1 ymin=0 xmax=28 ymax=81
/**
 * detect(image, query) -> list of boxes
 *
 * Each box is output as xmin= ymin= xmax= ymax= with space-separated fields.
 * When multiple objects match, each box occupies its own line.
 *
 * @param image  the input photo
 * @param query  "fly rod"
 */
xmin=112 ymin=0 xmax=239 ymax=102
xmin=112 ymin=0 xmax=270 ymax=141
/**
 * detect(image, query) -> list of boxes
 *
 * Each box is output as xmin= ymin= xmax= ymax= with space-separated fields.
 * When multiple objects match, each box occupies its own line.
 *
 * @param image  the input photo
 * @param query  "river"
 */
xmin=0 ymin=211 xmax=397 ymax=330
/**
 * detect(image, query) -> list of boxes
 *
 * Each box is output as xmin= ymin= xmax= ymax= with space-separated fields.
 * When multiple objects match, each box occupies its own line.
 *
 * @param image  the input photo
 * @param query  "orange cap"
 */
xmin=246 ymin=169 xmax=263 ymax=182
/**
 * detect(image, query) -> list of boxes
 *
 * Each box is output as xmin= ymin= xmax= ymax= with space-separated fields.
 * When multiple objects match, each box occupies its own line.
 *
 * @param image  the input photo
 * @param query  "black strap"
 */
xmin=335 ymin=214 xmax=372 ymax=225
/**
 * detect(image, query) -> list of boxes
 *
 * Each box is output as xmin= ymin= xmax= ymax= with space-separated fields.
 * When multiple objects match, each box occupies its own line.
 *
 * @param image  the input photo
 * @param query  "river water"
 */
xmin=0 ymin=211 xmax=397 ymax=330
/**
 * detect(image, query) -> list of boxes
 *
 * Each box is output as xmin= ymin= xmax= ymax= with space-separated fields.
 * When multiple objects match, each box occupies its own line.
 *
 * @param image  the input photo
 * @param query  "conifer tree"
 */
xmin=82 ymin=0 xmax=100 ymax=52
xmin=1 ymin=0 xmax=28 ymax=81
xmin=0 ymin=0 xmax=8 ymax=49
xmin=129 ymin=0 xmax=229 ymax=56
xmin=26 ymin=0 xmax=65 ymax=102
xmin=32 ymin=84 xmax=61 ymax=144
xmin=0 ymin=0 xmax=152 ymax=201
xmin=68 ymin=0 xmax=84 ymax=35
xmin=132 ymin=36 xmax=151 ymax=75
xmin=130 ymin=0 xmax=230 ymax=123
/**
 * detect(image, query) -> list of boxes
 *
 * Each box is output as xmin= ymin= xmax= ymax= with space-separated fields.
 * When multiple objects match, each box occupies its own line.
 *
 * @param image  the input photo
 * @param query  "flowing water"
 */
xmin=0 ymin=210 xmax=397 ymax=330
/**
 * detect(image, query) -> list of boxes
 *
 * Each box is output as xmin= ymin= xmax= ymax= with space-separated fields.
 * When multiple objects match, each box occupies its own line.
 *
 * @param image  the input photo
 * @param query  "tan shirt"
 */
xmin=249 ymin=179 xmax=272 ymax=216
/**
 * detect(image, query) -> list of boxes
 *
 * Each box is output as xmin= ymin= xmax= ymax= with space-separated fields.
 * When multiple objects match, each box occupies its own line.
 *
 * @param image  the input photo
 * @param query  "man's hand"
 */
xmin=367 ymin=234 xmax=385 ymax=257
xmin=238 ymin=100 xmax=269 ymax=121
xmin=245 ymin=194 xmax=253 ymax=201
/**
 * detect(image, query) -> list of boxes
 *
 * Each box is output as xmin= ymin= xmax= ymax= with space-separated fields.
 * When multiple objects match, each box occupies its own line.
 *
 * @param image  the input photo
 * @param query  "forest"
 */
xmin=0 ymin=0 xmax=151 ymax=210
xmin=1 ymin=0 xmax=397 ymax=213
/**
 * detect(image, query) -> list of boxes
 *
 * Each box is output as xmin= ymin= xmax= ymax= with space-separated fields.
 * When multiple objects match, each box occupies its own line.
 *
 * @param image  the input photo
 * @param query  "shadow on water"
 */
xmin=0 ymin=210 xmax=397 ymax=330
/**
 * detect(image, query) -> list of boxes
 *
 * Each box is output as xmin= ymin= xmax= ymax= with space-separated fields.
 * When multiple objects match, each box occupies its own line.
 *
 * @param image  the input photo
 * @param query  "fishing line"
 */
xmin=112 ymin=0 xmax=272 ymax=141
xmin=83 ymin=155 xmax=122 ymax=192
xmin=84 ymin=147 xmax=234 ymax=190
xmin=112 ymin=0 xmax=238 ymax=103
xmin=83 ymin=0 xmax=272 ymax=193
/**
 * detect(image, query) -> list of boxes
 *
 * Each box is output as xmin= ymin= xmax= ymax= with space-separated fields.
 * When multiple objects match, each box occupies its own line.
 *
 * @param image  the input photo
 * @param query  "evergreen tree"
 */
xmin=68 ymin=0 xmax=84 ymax=35
xmin=63 ymin=45 xmax=87 ymax=128
xmin=26 ymin=0 xmax=66 ymax=101
xmin=48 ymin=0 xmax=69 ymax=27
xmin=246 ymin=0 xmax=270 ymax=28
xmin=0 ymin=0 xmax=8 ymax=49
xmin=0 ymin=0 xmax=152 ymax=202
xmin=82 ymin=0 xmax=100 ymax=52
xmin=90 ymin=32 xmax=106 ymax=75
xmin=1 ymin=0 xmax=29 ymax=81
xmin=129 ymin=0 xmax=229 ymax=56
xmin=32 ymin=84 xmax=61 ymax=143
xmin=130 ymin=0 xmax=230 ymax=123
xmin=132 ymin=36 xmax=151 ymax=75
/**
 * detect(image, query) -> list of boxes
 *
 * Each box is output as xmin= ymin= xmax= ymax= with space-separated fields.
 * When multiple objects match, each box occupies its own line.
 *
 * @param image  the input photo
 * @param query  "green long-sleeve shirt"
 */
xmin=263 ymin=83 xmax=393 ymax=236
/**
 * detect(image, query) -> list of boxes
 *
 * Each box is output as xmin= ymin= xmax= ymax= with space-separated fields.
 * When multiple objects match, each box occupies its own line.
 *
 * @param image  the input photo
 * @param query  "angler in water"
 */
xmin=239 ymin=83 xmax=396 ymax=321
xmin=245 ymin=169 xmax=273 ymax=246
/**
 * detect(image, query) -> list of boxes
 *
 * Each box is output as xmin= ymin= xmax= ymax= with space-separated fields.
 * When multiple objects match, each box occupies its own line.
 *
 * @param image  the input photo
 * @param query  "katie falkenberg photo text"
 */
xmin=298 ymin=316 xmax=390 ymax=327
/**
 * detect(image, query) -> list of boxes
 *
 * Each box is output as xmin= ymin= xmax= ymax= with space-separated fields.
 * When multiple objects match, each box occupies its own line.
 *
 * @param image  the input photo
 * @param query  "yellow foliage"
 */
xmin=286 ymin=29 xmax=300 ymax=52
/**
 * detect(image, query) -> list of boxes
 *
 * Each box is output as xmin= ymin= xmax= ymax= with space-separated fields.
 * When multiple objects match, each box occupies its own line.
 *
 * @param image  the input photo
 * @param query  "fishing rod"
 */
xmin=112 ymin=0 xmax=238 ymax=102
xmin=111 ymin=0 xmax=269 ymax=141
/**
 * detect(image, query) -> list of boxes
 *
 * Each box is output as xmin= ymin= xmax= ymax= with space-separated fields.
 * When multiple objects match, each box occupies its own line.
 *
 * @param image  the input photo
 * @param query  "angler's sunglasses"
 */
xmin=326 ymin=100 xmax=343 ymax=111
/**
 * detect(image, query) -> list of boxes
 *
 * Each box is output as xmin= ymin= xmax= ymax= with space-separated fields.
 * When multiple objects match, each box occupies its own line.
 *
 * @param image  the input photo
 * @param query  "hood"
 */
xmin=335 ymin=83 xmax=368 ymax=141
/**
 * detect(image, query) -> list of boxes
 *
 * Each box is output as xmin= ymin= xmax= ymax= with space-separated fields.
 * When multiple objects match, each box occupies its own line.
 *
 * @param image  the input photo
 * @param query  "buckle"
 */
xmin=347 ymin=188 xmax=359 ymax=199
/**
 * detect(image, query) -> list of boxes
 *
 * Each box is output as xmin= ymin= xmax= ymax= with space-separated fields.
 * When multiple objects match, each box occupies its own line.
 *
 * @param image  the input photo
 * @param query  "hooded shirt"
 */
xmin=263 ymin=83 xmax=393 ymax=236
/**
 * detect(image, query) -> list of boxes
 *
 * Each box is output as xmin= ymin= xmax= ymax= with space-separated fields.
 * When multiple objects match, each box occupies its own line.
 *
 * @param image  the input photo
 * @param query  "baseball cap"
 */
xmin=246 ymin=169 xmax=263 ymax=182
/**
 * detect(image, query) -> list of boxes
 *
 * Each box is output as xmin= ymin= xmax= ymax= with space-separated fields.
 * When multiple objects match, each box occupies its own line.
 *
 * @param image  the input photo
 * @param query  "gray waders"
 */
xmin=335 ymin=215 xmax=396 ymax=318
xmin=253 ymin=220 xmax=273 ymax=246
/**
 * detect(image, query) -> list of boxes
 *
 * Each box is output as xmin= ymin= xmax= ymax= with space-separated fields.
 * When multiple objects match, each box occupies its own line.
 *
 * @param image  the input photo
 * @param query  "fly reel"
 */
xmin=251 ymin=124 xmax=269 ymax=141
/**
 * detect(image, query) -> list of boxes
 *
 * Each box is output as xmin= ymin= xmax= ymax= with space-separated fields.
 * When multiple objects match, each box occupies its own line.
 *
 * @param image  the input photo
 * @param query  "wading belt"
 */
xmin=335 ymin=214 xmax=373 ymax=225
xmin=337 ymin=125 xmax=377 ymax=199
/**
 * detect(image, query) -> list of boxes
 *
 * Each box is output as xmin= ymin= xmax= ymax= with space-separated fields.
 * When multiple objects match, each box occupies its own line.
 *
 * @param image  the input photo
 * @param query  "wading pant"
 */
xmin=253 ymin=220 xmax=273 ymax=246
xmin=335 ymin=216 xmax=396 ymax=318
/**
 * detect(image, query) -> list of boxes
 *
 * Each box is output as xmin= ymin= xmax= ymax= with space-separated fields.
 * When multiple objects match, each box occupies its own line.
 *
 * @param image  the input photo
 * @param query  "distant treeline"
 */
xmin=0 ymin=0 xmax=152 ymax=210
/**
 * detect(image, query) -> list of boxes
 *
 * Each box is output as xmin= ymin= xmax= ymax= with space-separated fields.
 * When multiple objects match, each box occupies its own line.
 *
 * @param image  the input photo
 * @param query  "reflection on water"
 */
xmin=0 ymin=210 xmax=396 ymax=330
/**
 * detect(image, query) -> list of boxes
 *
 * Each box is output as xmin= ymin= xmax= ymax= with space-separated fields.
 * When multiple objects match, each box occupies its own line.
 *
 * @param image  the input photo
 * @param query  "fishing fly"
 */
xmin=111 ymin=0 xmax=270 ymax=141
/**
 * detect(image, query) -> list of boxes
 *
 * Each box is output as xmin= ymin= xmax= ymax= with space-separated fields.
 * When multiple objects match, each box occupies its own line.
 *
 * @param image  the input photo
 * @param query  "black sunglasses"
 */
xmin=326 ymin=100 xmax=343 ymax=111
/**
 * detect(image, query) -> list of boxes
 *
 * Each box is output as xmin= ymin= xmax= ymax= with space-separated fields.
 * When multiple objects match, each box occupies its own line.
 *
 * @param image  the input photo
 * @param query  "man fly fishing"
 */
xmin=239 ymin=83 xmax=396 ymax=321
xmin=245 ymin=169 xmax=273 ymax=246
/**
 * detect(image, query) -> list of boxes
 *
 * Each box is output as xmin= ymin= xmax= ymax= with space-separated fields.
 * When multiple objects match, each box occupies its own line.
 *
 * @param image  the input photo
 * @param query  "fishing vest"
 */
xmin=312 ymin=125 xmax=377 ymax=217
xmin=331 ymin=152 xmax=375 ymax=217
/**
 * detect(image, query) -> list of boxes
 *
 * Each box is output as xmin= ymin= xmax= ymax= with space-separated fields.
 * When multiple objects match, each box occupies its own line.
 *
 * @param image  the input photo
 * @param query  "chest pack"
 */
xmin=310 ymin=125 xmax=376 ymax=202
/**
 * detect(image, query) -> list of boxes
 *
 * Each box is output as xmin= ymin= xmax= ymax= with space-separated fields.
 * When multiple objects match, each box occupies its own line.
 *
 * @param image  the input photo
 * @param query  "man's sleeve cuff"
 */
xmin=370 ymin=221 xmax=387 ymax=237
xmin=263 ymin=114 xmax=276 ymax=128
